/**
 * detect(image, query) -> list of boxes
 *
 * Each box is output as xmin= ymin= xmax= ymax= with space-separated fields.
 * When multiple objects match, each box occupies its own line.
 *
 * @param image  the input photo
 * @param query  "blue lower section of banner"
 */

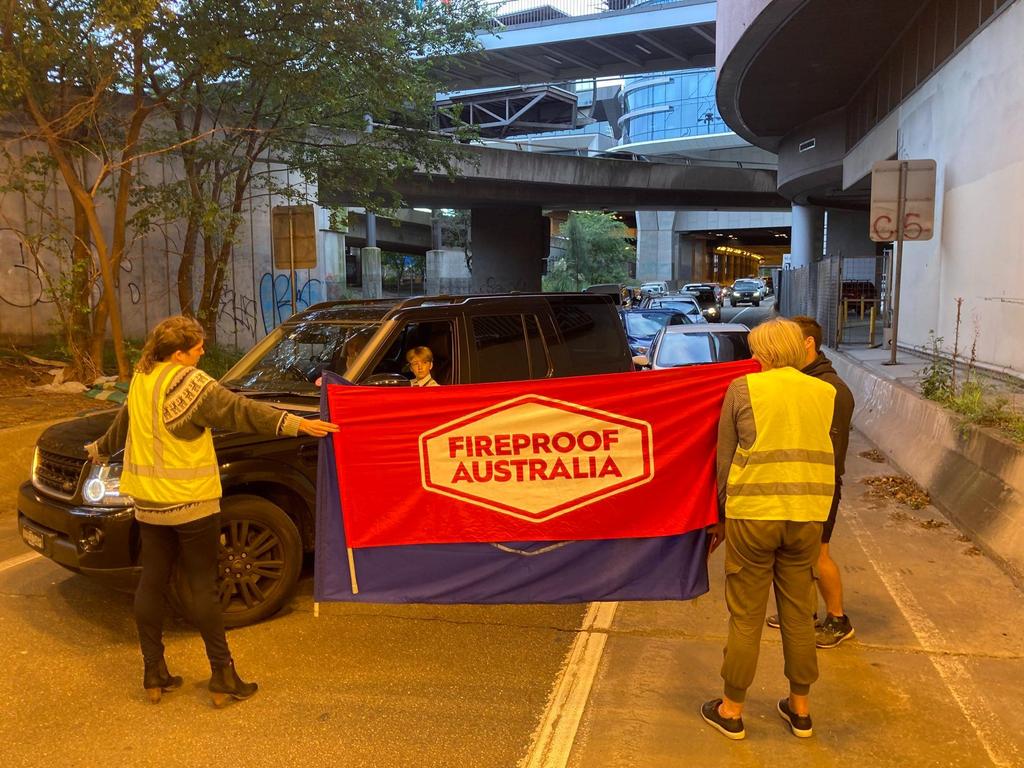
xmin=313 ymin=372 xmax=710 ymax=604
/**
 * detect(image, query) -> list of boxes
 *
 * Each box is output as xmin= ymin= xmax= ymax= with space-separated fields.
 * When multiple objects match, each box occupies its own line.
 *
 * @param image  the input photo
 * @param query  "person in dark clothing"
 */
xmin=765 ymin=316 xmax=856 ymax=648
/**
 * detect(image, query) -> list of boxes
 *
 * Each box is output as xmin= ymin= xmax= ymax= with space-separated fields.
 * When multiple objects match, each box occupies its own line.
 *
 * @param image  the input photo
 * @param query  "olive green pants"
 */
xmin=721 ymin=518 xmax=822 ymax=703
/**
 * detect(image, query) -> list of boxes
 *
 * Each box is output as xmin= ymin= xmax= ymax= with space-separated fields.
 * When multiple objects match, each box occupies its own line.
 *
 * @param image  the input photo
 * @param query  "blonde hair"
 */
xmin=748 ymin=318 xmax=806 ymax=370
xmin=405 ymin=346 xmax=433 ymax=363
xmin=135 ymin=316 xmax=205 ymax=374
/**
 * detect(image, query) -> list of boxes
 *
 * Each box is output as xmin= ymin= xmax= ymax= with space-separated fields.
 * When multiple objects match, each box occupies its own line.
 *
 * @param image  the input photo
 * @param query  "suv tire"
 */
xmin=168 ymin=495 xmax=303 ymax=628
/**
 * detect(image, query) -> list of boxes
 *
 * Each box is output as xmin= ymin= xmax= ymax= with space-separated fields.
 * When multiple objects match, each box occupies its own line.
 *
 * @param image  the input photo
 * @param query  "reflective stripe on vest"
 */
xmin=726 ymin=367 xmax=835 ymax=522
xmin=120 ymin=362 xmax=221 ymax=504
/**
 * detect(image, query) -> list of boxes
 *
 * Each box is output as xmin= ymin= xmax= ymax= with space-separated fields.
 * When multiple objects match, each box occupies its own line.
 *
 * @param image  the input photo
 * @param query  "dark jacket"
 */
xmin=802 ymin=352 xmax=854 ymax=479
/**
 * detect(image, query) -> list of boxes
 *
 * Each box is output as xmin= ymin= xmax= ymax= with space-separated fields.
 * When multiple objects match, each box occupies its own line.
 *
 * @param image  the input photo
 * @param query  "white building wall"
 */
xmin=874 ymin=1 xmax=1024 ymax=374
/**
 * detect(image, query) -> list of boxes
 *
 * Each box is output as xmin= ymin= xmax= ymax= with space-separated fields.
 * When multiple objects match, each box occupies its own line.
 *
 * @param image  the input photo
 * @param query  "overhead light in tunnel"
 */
xmin=413 ymin=208 xmax=432 ymax=213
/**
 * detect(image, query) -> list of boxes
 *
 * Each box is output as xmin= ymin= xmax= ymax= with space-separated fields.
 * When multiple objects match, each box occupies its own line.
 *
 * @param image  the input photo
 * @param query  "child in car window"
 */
xmin=406 ymin=346 xmax=439 ymax=387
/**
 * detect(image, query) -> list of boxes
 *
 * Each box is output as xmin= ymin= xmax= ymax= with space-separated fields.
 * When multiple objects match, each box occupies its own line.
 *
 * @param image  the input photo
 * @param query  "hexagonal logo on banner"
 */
xmin=419 ymin=394 xmax=654 ymax=523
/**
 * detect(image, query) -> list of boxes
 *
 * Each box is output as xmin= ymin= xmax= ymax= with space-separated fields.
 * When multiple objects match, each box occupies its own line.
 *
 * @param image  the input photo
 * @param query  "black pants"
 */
xmin=135 ymin=514 xmax=231 ymax=668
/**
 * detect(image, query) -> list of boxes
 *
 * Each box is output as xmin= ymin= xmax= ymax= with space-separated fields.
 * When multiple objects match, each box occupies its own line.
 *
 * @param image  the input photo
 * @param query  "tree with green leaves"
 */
xmin=0 ymin=0 xmax=188 ymax=380
xmin=544 ymin=211 xmax=635 ymax=292
xmin=146 ymin=0 xmax=488 ymax=341
xmin=1 ymin=0 xmax=488 ymax=374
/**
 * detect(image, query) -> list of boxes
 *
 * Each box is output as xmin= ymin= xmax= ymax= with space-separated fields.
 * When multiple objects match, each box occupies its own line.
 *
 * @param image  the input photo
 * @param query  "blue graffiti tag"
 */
xmin=259 ymin=273 xmax=323 ymax=334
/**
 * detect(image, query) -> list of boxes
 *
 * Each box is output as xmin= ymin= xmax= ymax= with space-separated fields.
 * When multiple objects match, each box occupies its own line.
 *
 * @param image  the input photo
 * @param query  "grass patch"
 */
xmin=918 ymin=333 xmax=1024 ymax=445
xmin=199 ymin=343 xmax=245 ymax=379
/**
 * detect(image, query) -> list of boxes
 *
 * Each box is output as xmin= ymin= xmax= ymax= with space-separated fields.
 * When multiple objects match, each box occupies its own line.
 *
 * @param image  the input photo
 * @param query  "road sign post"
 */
xmin=869 ymin=159 xmax=936 ymax=365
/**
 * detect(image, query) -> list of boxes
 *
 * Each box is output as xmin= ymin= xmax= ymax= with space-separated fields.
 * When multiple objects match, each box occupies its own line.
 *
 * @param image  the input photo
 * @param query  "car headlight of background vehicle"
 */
xmin=707 ymin=307 xmax=718 ymax=315
xmin=733 ymin=291 xmax=740 ymax=296
xmin=82 ymin=463 xmax=134 ymax=507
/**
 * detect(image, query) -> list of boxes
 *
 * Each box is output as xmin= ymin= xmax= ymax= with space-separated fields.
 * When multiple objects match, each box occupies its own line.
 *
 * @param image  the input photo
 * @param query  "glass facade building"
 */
xmin=620 ymin=67 xmax=727 ymax=143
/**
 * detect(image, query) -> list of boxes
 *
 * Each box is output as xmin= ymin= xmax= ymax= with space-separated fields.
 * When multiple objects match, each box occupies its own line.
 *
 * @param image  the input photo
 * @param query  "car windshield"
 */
xmin=656 ymin=332 xmax=751 ymax=367
xmin=221 ymin=321 xmax=381 ymax=393
xmin=734 ymin=281 xmax=760 ymax=290
xmin=624 ymin=311 xmax=674 ymax=337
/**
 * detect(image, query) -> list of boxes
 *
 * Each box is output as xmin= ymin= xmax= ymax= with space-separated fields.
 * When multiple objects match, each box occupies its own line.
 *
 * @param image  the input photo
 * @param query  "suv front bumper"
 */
xmin=17 ymin=481 xmax=140 ymax=589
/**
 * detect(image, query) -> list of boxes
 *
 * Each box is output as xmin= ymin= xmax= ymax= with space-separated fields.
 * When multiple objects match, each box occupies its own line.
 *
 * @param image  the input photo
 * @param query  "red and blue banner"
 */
xmin=314 ymin=359 xmax=757 ymax=604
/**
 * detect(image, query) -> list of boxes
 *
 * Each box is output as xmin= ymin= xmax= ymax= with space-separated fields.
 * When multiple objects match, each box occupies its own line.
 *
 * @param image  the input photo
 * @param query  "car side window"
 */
xmin=369 ymin=320 xmax=455 ymax=384
xmin=546 ymin=297 xmax=631 ymax=376
xmin=470 ymin=314 xmax=547 ymax=383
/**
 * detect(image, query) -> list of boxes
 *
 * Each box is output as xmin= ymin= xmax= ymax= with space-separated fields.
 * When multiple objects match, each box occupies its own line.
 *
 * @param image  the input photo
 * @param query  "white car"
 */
xmin=642 ymin=294 xmax=707 ymax=324
xmin=640 ymin=281 xmax=669 ymax=297
xmin=634 ymin=323 xmax=751 ymax=369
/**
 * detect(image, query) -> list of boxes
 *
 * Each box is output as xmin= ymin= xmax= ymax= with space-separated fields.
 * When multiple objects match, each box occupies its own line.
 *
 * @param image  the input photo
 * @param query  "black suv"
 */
xmin=17 ymin=294 xmax=633 ymax=626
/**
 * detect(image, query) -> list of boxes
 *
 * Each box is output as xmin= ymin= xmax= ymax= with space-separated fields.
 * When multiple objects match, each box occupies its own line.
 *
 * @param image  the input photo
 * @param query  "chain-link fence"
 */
xmin=778 ymin=253 xmax=889 ymax=349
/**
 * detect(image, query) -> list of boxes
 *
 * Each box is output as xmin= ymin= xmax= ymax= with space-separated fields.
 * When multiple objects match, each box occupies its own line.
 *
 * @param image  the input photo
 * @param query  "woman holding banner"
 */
xmin=702 ymin=317 xmax=836 ymax=740
xmin=87 ymin=316 xmax=338 ymax=706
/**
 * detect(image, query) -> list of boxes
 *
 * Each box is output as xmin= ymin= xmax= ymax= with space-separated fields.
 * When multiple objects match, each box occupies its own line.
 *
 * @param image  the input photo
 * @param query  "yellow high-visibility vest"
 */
xmin=726 ymin=367 xmax=835 ymax=521
xmin=120 ymin=362 xmax=221 ymax=504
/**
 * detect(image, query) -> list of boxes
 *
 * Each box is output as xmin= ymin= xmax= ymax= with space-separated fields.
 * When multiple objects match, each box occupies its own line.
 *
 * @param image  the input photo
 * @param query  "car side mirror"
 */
xmin=632 ymin=355 xmax=650 ymax=369
xmin=364 ymin=373 xmax=412 ymax=387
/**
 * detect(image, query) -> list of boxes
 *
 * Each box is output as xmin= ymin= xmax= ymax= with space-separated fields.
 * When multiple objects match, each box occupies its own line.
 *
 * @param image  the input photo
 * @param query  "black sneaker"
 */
xmin=777 ymin=698 xmax=813 ymax=738
xmin=700 ymin=698 xmax=745 ymax=740
xmin=815 ymin=613 xmax=855 ymax=648
xmin=766 ymin=613 xmax=821 ymax=630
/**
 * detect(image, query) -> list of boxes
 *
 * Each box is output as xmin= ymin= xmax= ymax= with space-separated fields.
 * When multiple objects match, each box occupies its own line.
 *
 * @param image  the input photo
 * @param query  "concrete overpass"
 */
xmin=434 ymin=0 xmax=717 ymax=91
xmin=321 ymin=141 xmax=785 ymax=293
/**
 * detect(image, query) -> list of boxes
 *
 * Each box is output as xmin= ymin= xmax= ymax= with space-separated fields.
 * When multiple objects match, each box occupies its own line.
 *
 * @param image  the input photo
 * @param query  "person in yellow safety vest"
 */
xmin=701 ymin=317 xmax=836 ymax=741
xmin=86 ymin=316 xmax=338 ymax=707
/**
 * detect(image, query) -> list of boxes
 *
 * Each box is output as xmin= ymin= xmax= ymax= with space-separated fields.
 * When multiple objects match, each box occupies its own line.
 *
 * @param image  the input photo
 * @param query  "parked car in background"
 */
xmin=761 ymin=276 xmax=774 ymax=296
xmin=640 ymin=281 xmax=669 ymax=298
xmin=729 ymin=279 xmax=764 ymax=307
xmin=680 ymin=285 xmax=722 ymax=323
xmin=634 ymin=323 xmax=752 ymax=369
xmin=641 ymin=294 xmax=708 ymax=324
xmin=618 ymin=308 xmax=690 ymax=357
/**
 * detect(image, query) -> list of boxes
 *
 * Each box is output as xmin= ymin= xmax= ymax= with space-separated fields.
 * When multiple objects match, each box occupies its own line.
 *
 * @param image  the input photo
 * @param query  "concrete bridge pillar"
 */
xmin=361 ymin=247 xmax=382 ymax=299
xmin=470 ymin=207 xmax=546 ymax=293
xmin=791 ymin=204 xmax=825 ymax=268
xmin=425 ymin=249 xmax=472 ymax=296
xmin=636 ymin=211 xmax=677 ymax=285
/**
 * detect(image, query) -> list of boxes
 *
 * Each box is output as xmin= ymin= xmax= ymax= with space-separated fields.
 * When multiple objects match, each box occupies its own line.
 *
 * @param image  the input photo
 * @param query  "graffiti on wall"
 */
xmin=0 ymin=259 xmax=54 ymax=308
xmin=219 ymin=288 xmax=259 ymax=338
xmin=259 ymin=272 xmax=323 ymax=334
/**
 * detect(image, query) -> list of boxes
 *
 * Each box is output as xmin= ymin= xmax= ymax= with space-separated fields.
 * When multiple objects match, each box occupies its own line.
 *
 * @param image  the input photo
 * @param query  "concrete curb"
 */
xmin=831 ymin=350 xmax=1024 ymax=587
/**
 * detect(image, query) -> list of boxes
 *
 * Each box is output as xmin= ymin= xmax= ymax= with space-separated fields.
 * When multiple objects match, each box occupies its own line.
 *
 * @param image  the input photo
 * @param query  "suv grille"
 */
xmin=34 ymin=449 xmax=86 ymax=499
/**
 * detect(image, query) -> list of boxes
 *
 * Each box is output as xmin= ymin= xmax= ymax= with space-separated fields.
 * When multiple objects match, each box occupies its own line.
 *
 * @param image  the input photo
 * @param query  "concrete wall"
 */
xmin=0 ymin=138 xmax=334 ymax=351
xmin=832 ymin=351 xmax=1024 ymax=587
xmin=850 ymin=2 xmax=1024 ymax=375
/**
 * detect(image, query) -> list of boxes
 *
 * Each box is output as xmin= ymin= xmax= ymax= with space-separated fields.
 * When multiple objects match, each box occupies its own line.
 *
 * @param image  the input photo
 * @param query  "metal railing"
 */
xmin=486 ymin=0 xmax=679 ymax=30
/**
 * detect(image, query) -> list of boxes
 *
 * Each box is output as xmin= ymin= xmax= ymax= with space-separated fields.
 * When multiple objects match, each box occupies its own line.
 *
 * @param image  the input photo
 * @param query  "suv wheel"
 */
xmin=169 ymin=495 xmax=303 ymax=628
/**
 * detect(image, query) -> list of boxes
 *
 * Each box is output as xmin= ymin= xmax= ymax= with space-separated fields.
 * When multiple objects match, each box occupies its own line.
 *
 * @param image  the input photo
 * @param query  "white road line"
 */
xmin=846 ymin=510 xmax=1019 ymax=767
xmin=521 ymin=601 xmax=618 ymax=768
xmin=0 ymin=551 xmax=42 ymax=574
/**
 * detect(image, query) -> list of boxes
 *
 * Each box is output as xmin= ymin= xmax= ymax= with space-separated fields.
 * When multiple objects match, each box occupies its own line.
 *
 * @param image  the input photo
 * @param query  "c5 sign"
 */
xmin=419 ymin=394 xmax=654 ymax=523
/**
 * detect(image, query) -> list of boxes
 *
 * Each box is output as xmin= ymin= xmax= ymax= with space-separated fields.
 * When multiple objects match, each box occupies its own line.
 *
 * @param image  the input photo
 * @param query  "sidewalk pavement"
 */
xmin=565 ymin=430 xmax=1024 ymax=768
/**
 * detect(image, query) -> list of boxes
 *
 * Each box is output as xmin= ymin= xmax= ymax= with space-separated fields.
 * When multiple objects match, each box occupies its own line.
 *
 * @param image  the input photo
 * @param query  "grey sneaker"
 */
xmin=766 ymin=613 xmax=821 ymax=629
xmin=777 ymin=698 xmax=813 ymax=738
xmin=815 ymin=613 xmax=855 ymax=648
xmin=701 ymin=698 xmax=745 ymax=740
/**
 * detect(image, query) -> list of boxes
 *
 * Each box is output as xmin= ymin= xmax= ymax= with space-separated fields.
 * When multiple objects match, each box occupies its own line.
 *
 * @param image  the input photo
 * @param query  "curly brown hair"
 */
xmin=135 ymin=316 xmax=205 ymax=374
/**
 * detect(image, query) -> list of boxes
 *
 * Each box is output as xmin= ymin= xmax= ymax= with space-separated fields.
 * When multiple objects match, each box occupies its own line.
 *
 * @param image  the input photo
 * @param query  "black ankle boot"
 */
xmin=208 ymin=660 xmax=258 ymax=707
xmin=142 ymin=659 xmax=183 ymax=703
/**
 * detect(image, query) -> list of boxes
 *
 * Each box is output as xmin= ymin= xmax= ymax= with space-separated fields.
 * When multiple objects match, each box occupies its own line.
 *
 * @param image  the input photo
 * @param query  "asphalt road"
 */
xmin=4 ymin=324 xmax=1022 ymax=768
xmin=718 ymin=294 xmax=776 ymax=328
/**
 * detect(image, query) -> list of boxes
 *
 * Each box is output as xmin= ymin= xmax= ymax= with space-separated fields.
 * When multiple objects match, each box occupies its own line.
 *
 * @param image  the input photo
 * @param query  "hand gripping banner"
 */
xmin=314 ymin=360 xmax=758 ymax=603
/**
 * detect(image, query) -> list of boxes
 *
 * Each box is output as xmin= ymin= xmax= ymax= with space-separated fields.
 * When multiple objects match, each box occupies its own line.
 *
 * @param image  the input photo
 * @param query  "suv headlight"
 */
xmin=82 ymin=463 xmax=133 ymax=507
